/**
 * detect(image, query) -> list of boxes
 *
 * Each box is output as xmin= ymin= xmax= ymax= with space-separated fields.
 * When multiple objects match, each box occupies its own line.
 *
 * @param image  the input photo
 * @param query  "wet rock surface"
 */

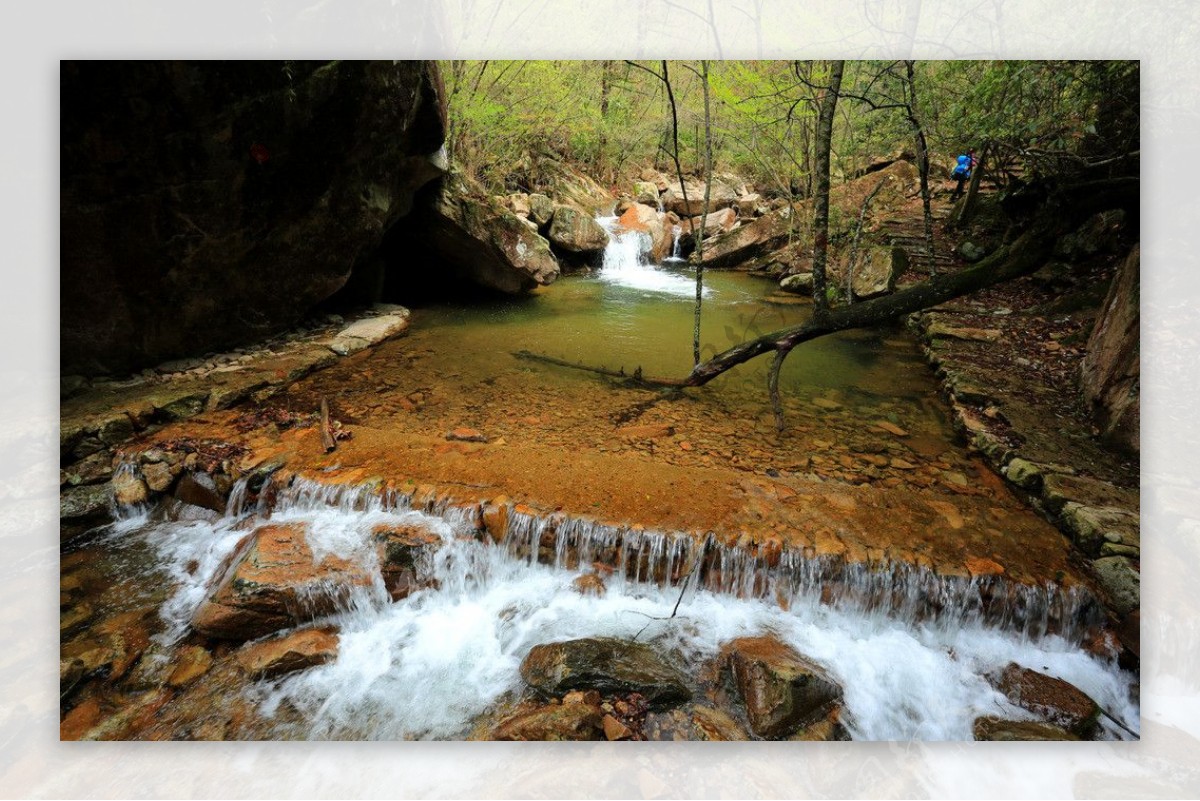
xmin=520 ymin=638 xmax=691 ymax=709
xmin=235 ymin=627 xmax=340 ymax=679
xmin=191 ymin=523 xmax=374 ymax=641
xmin=991 ymin=663 xmax=1100 ymax=737
xmin=720 ymin=635 xmax=843 ymax=739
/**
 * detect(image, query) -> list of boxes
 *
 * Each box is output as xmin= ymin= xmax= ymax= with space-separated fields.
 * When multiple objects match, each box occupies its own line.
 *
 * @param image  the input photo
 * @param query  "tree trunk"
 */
xmin=954 ymin=143 xmax=988 ymax=228
xmin=811 ymin=60 xmax=844 ymax=320
xmin=904 ymin=60 xmax=937 ymax=275
xmin=694 ymin=60 xmax=713 ymax=366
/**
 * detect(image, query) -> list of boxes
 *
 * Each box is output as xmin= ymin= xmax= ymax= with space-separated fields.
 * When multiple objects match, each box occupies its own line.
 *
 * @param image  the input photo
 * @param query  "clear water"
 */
xmin=410 ymin=252 xmax=935 ymax=406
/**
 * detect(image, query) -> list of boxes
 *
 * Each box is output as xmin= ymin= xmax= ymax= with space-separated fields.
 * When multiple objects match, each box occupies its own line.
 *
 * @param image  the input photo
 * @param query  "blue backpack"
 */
xmin=952 ymin=154 xmax=972 ymax=178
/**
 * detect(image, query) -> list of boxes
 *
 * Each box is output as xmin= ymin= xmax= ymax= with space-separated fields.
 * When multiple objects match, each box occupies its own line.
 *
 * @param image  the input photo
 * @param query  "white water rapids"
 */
xmin=100 ymin=475 xmax=1139 ymax=741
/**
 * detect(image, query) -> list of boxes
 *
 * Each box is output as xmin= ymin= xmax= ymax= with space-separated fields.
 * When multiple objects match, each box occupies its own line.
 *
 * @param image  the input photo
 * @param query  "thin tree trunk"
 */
xmin=811 ymin=60 xmax=845 ymax=320
xmin=694 ymin=60 xmax=713 ymax=366
xmin=599 ymin=60 xmax=613 ymax=181
xmin=904 ymin=60 xmax=937 ymax=276
xmin=659 ymin=61 xmax=692 ymax=260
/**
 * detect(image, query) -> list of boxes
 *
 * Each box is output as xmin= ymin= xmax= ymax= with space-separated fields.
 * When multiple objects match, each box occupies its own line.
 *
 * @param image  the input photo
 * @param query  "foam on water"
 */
xmin=109 ymin=474 xmax=1139 ymax=741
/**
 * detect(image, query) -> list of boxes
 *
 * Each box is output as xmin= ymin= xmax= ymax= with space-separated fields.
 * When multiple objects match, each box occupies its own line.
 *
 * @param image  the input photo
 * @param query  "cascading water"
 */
xmin=596 ymin=215 xmax=710 ymax=298
xmin=666 ymin=223 xmax=683 ymax=262
xmin=96 ymin=472 xmax=1139 ymax=741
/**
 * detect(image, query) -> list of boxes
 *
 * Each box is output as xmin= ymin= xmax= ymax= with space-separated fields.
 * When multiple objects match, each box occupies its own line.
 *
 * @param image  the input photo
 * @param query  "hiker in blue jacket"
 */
xmin=950 ymin=149 xmax=977 ymax=200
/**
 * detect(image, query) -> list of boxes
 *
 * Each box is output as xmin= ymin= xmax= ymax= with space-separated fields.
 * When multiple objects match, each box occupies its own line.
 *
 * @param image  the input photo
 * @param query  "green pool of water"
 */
xmin=408 ymin=266 xmax=938 ymax=408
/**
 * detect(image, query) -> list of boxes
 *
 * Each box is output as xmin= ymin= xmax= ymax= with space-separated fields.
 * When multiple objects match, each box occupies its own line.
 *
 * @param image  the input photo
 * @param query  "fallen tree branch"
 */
xmin=514 ymin=349 xmax=637 ymax=380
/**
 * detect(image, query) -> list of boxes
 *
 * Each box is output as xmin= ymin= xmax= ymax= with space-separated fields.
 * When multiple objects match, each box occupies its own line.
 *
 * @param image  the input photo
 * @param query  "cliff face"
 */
xmin=61 ymin=60 xmax=447 ymax=376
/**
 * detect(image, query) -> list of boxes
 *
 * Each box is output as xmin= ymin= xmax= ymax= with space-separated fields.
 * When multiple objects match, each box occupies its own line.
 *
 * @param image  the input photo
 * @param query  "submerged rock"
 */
xmin=371 ymin=522 xmax=441 ymax=601
xmin=973 ymin=716 xmax=1080 ymax=741
xmin=720 ymin=635 xmax=843 ymax=739
xmin=520 ymin=637 xmax=691 ymax=709
xmin=491 ymin=700 xmax=605 ymax=741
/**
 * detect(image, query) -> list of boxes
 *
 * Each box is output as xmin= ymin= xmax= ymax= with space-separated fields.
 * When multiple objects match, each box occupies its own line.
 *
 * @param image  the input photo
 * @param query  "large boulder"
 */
xmin=548 ymin=206 xmax=610 ymax=258
xmin=61 ymin=61 xmax=447 ymax=376
xmin=662 ymin=176 xmax=742 ymax=216
xmin=191 ymin=523 xmax=374 ymax=641
xmin=973 ymin=716 xmax=1080 ymax=741
xmin=720 ymin=636 xmax=843 ymax=739
xmin=837 ymin=246 xmax=904 ymax=300
xmin=1080 ymin=244 xmax=1139 ymax=453
xmin=520 ymin=637 xmax=691 ymax=709
xmin=686 ymin=206 xmax=739 ymax=237
xmin=404 ymin=177 xmax=560 ymax=294
xmin=527 ymin=193 xmax=554 ymax=227
xmin=698 ymin=207 xmax=794 ymax=269
xmin=779 ymin=272 xmax=814 ymax=296
xmin=633 ymin=181 xmax=660 ymax=206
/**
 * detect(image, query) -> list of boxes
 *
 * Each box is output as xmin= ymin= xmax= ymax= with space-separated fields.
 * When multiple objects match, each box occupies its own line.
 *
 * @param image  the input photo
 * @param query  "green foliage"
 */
xmin=442 ymin=60 xmax=1137 ymax=196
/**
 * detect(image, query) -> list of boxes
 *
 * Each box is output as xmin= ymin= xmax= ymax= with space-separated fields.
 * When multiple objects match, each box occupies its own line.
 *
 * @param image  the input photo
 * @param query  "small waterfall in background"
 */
xmin=596 ymin=215 xmax=709 ymax=298
xmin=664 ymin=224 xmax=684 ymax=262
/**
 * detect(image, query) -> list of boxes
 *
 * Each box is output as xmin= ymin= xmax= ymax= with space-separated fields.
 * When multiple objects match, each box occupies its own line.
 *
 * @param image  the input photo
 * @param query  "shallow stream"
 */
xmin=60 ymin=222 xmax=1139 ymax=741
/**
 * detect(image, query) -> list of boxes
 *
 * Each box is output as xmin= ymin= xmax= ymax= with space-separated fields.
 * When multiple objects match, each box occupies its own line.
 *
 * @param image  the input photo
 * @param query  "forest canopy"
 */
xmin=443 ymin=59 xmax=1138 ymax=197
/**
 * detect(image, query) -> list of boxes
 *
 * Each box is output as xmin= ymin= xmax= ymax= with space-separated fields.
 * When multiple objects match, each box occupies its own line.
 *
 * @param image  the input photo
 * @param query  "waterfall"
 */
xmin=595 ymin=215 xmax=709 ymax=298
xmin=106 ymin=473 xmax=1137 ymax=741
xmin=666 ymin=224 xmax=683 ymax=261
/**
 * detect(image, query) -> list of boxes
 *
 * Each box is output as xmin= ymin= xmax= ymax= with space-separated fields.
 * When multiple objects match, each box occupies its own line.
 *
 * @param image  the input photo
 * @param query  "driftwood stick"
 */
xmin=514 ymin=349 xmax=630 ymax=379
xmin=319 ymin=397 xmax=337 ymax=453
